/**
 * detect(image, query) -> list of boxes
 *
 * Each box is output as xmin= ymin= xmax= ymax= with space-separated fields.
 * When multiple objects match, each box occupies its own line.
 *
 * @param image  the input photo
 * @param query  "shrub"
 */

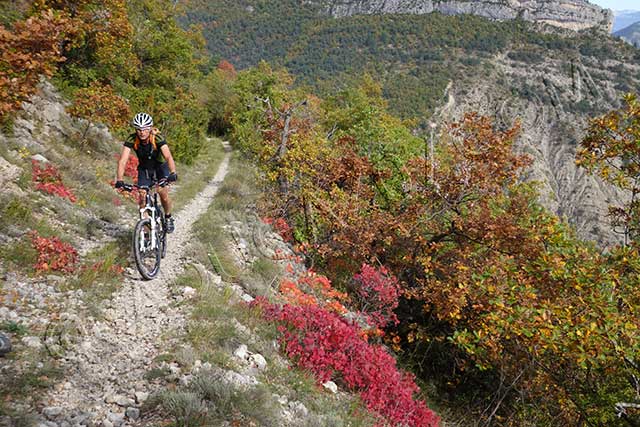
xmin=252 ymin=298 xmax=439 ymax=427
xmin=351 ymin=263 xmax=400 ymax=331
xmin=29 ymin=230 xmax=78 ymax=274
xmin=31 ymin=160 xmax=76 ymax=203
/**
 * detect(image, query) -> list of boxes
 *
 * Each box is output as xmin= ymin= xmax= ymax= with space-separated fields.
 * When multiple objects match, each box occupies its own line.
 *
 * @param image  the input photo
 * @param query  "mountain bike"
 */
xmin=121 ymin=179 xmax=169 ymax=280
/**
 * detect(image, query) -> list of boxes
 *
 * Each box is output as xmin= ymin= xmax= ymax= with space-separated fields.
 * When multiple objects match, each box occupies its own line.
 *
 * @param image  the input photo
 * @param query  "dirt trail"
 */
xmin=42 ymin=141 xmax=232 ymax=426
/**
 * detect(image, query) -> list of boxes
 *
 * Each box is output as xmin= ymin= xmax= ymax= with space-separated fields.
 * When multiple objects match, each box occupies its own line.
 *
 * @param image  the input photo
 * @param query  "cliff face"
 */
xmin=432 ymin=53 xmax=637 ymax=247
xmin=322 ymin=0 xmax=613 ymax=31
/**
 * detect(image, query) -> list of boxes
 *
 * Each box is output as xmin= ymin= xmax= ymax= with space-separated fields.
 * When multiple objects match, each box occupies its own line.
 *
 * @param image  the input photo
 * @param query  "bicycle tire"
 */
xmin=0 ymin=333 xmax=11 ymax=356
xmin=133 ymin=218 xmax=161 ymax=280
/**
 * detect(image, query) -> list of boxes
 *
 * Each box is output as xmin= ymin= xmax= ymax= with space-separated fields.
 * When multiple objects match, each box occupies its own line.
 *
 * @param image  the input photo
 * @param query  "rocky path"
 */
xmin=39 ymin=142 xmax=232 ymax=427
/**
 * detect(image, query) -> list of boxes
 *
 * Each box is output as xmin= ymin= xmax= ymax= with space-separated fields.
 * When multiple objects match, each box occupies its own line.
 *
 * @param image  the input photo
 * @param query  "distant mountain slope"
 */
xmin=182 ymin=0 xmax=640 ymax=246
xmin=612 ymin=9 xmax=640 ymax=32
xmin=615 ymin=21 xmax=640 ymax=45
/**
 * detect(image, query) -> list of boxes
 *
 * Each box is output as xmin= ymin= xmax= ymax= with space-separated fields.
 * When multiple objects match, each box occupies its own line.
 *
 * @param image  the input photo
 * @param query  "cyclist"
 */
xmin=115 ymin=112 xmax=178 ymax=233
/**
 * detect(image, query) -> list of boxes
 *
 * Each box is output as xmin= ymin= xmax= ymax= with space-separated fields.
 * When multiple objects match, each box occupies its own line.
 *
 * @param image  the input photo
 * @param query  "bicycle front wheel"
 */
xmin=133 ymin=218 xmax=161 ymax=280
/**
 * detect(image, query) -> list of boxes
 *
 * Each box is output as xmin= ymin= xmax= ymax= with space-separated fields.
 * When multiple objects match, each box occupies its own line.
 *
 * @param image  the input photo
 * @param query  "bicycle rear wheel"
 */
xmin=133 ymin=218 xmax=161 ymax=280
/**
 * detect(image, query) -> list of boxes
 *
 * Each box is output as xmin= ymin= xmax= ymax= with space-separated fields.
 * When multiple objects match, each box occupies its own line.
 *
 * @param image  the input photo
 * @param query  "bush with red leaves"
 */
xmin=252 ymin=297 xmax=440 ymax=427
xmin=352 ymin=264 xmax=400 ymax=330
xmin=29 ymin=231 xmax=78 ymax=274
xmin=262 ymin=216 xmax=294 ymax=242
xmin=31 ymin=160 xmax=76 ymax=203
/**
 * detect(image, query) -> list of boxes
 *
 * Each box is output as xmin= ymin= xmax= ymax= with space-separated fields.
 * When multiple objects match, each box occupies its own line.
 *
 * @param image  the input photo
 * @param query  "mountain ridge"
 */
xmin=319 ymin=0 xmax=613 ymax=31
xmin=615 ymin=21 xmax=640 ymax=45
xmin=612 ymin=9 xmax=640 ymax=32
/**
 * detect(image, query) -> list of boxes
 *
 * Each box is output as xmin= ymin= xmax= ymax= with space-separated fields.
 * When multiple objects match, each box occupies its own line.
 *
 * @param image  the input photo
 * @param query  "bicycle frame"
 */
xmin=136 ymin=183 xmax=165 ymax=252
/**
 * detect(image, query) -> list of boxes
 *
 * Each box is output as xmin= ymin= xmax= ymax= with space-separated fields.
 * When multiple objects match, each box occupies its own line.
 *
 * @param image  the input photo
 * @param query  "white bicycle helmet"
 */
xmin=132 ymin=112 xmax=153 ymax=129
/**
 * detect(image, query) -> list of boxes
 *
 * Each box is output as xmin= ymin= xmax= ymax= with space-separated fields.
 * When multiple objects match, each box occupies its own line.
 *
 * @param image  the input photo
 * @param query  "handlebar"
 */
xmin=119 ymin=178 xmax=170 ymax=193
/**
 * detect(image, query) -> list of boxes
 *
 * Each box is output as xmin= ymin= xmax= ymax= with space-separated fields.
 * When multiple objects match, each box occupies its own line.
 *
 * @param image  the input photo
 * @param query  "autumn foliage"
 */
xmin=253 ymin=262 xmax=438 ymax=426
xmin=32 ymin=160 xmax=77 ymax=202
xmin=253 ymin=297 xmax=439 ymax=427
xmin=578 ymin=93 xmax=640 ymax=245
xmin=229 ymin=67 xmax=640 ymax=425
xmin=217 ymin=59 xmax=237 ymax=78
xmin=29 ymin=230 xmax=78 ymax=274
xmin=0 ymin=9 xmax=77 ymax=117
xmin=68 ymin=82 xmax=131 ymax=137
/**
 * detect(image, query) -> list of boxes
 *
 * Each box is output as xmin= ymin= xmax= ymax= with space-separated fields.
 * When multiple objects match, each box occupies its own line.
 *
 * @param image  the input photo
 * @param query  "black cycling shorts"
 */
xmin=137 ymin=163 xmax=169 ymax=187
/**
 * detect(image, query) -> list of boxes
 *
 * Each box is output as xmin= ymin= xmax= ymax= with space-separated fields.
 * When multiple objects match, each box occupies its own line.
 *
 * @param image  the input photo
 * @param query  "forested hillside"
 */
xmin=182 ymin=0 xmax=637 ymax=120
xmin=183 ymin=0 xmax=640 ymax=247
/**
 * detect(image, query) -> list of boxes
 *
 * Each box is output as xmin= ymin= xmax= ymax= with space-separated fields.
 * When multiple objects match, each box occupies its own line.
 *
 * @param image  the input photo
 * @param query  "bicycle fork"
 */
xmin=139 ymin=205 xmax=157 ymax=251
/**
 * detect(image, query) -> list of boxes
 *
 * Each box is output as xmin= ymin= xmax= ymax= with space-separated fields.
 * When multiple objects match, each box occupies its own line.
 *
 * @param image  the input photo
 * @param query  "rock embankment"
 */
xmin=323 ymin=0 xmax=612 ymax=32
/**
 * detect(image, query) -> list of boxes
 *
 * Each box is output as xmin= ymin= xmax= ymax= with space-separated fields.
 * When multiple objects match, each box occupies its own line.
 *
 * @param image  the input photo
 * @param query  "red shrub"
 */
xmin=352 ymin=264 xmax=400 ymax=330
xmin=252 ymin=298 xmax=440 ymax=427
xmin=111 ymin=153 xmax=140 ymax=204
xmin=29 ymin=231 xmax=78 ymax=274
xmin=113 ymin=152 xmax=138 ymax=181
xmin=263 ymin=216 xmax=293 ymax=242
xmin=31 ymin=160 xmax=76 ymax=202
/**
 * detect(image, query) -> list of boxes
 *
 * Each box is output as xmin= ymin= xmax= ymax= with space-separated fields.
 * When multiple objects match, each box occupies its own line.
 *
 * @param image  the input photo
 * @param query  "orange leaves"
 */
xmin=217 ymin=59 xmax=237 ymax=78
xmin=35 ymin=0 xmax=139 ymax=81
xmin=68 ymin=82 xmax=130 ymax=133
xmin=29 ymin=230 xmax=78 ymax=274
xmin=279 ymin=270 xmax=349 ymax=315
xmin=405 ymin=113 xmax=530 ymax=209
xmin=0 ymin=9 xmax=78 ymax=117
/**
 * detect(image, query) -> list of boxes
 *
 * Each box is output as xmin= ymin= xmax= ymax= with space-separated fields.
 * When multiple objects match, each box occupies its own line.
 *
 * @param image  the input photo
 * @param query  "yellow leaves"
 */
xmin=448 ymin=308 xmax=462 ymax=320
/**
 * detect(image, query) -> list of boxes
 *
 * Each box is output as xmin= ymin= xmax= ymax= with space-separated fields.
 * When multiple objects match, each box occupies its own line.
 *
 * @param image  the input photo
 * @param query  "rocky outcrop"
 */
xmin=322 ymin=0 xmax=612 ymax=32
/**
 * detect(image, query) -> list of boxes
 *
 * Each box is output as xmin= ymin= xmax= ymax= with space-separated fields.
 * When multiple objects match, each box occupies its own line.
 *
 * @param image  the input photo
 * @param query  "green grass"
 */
xmin=0 ymin=238 xmax=38 ymax=275
xmin=0 ymin=321 xmax=29 ymax=336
